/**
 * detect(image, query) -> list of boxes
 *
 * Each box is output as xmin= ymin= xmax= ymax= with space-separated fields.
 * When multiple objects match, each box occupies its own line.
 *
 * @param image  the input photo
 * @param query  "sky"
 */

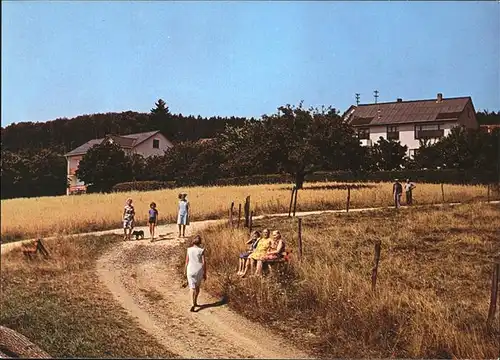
xmin=1 ymin=1 xmax=499 ymax=127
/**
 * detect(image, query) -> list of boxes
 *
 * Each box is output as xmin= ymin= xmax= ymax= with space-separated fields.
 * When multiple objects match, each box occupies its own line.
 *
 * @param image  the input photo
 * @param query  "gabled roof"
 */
xmin=65 ymin=130 xmax=162 ymax=157
xmin=344 ymin=96 xmax=471 ymax=127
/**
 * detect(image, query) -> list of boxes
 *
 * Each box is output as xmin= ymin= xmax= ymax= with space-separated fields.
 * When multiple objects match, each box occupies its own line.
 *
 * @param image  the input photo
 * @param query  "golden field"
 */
xmin=1 ymin=181 xmax=496 ymax=242
xmin=190 ymin=202 xmax=500 ymax=358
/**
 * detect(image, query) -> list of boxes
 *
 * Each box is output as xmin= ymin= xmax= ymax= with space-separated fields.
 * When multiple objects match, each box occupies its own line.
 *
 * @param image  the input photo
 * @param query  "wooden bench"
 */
xmin=263 ymin=250 xmax=292 ymax=274
xmin=22 ymin=239 xmax=49 ymax=260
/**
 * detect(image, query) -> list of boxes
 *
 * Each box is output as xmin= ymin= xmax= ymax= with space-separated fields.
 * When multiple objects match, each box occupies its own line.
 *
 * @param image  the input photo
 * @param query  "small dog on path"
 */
xmin=132 ymin=230 xmax=144 ymax=240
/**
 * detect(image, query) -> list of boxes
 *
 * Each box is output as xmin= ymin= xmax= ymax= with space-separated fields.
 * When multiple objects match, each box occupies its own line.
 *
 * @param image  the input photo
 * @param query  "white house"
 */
xmin=343 ymin=93 xmax=478 ymax=157
xmin=64 ymin=130 xmax=173 ymax=194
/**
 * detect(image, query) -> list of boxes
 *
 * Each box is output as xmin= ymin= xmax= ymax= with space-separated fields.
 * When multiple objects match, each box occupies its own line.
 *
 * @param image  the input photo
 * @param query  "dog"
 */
xmin=132 ymin=230 xmax=145 ymax=240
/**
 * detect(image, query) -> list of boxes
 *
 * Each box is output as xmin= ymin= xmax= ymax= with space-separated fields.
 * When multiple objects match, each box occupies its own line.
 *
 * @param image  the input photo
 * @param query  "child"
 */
xmin=177 ymin=193 xmax=190 ymax=238
xmin=148 ymin=202 xmax=159 ymax=241
xmin=237 ymin=230 xmax=261 ymax=276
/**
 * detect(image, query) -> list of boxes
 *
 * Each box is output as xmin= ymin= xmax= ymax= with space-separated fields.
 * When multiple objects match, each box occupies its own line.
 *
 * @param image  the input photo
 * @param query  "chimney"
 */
xmin=397 ymin=98 xmax=402 ymax=102
xmin=437 ymin=93 xmax=443 ymax=103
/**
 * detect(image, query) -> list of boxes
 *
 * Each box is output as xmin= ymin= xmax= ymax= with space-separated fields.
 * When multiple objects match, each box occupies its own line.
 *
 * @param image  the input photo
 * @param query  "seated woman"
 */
xmin=242 ymin=228 xmax=271 ymax=277
xmin=255 ymin=230 xmax=286 ymax=276
xmin=237 ymin=230 xmax=261 ymax=276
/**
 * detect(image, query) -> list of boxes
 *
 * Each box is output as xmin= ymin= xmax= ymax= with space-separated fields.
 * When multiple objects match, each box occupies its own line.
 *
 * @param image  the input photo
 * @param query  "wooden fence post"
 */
xmin=288 ymin=186 xmax=296 ymax=217
xmin=293 ymin=187 xmax=299 ymax=217
xmin=487 ymin=183 xmax=491 ymax=203
xmin=346 ymin=185 xmax=351 ymax=213
xmin=371 ymin=240 xmax=382 ymax=292
xmin=249 ymin=211 xmax=254 ymax=235
xmin=244 ymin=196 xmax=250 ymax=227
xmin=298 ymin=218 xmax=303 ymax=262
xmin=441 ymin=183 xmax=445 ymax=204
xmin=229 ymin=202 xmax=234 ymax=227
xmin=237 ymin=204 xmax=242 ymax=228
xmin=487 ymin=262 xmax=499 ymax=331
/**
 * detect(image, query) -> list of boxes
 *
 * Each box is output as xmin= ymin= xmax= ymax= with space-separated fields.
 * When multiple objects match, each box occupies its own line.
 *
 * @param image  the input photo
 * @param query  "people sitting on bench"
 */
xmin=243 ymin=228 xmax=271 ymax=277
xmin=237 ymin=230 xmax=260 ymax=276
xmin=255 ymin=230 xmax=286 ymax=276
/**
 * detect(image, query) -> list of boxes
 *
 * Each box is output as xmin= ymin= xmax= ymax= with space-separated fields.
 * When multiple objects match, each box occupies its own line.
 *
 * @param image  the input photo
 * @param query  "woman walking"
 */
xmin=177 ymin=193 xmax=190 ymax=238
xmin=185 ymin=235 xmax=207 ymax=312
xmin=122 ymin=198 xmax=135 ymax=241
xmin=148 ymin=202 xmax=159 ymax=241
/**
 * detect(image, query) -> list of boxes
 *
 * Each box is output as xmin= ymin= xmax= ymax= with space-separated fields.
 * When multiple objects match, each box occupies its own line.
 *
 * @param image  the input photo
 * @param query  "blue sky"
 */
xmin=2 ymin=1 xmax=499 ymax=127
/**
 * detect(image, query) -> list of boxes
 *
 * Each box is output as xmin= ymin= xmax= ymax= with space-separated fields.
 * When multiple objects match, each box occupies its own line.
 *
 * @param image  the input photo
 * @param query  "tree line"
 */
xmin=1 ymin=100 xmax=499 ymax=198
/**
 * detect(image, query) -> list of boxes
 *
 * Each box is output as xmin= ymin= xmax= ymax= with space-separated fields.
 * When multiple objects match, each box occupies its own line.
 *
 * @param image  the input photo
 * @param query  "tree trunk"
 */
xmin=295 ymin=170 xmax=305 ymax=190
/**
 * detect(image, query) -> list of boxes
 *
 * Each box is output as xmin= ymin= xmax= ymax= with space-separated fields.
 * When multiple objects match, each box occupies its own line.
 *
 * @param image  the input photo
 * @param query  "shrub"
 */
xmin=112 ymin=180 xmax=177 ymax=193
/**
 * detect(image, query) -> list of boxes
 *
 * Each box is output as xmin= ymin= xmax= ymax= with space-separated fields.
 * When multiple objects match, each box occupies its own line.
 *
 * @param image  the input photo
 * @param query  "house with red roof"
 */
xmin=343 ymin=93 xmax=478 ymax=157
xmin=64 ymin=130 xmax=173 ymax=194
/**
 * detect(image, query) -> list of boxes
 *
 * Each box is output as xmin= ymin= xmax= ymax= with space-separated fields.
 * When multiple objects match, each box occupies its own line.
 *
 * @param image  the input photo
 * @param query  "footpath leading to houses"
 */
xmin=1 ymin=200 xmax=499 ymax=358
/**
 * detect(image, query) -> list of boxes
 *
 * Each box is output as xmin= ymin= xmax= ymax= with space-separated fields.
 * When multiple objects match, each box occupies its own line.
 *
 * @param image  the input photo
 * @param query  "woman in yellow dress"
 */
xmin=241 ymin=229 xmax=271 ymax=277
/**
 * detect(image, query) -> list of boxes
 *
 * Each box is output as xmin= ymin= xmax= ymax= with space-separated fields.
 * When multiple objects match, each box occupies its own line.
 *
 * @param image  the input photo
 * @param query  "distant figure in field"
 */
xmin=177 ymin=193 xmax=190 ymax=238
xmin=237 ymin=230 xmax=261 ymax=276
xmin=393 ymin=179 xmax=403 ymax=209
xmin=404 ymin=179 xmax=416 ymax=205
xmin=185 ymin=235 xmax=207 ymax=312
xmin=148 ymin=202 xmax=159 ymax=241
xmin=243 ymin=229 xmax=271 ymax=277
xmin=255 ymin=230 xmax=286 ymax=276
xmin=122 ymin=198 xmax=135 ymax=241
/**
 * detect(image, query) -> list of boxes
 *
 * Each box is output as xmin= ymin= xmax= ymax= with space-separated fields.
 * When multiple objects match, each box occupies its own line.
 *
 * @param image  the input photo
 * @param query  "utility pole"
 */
xmin=374 ymin=90 xmax=379 ymax=104
xmin=355 ymin=93 xmax=360 ymax=106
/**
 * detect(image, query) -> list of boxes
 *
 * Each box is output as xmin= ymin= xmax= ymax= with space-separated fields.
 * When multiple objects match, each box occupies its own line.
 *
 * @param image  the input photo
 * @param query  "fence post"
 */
xmin=346 ymin=185 xmax=351 ymax=213
xmin=371 ymin=240 xmax=382 ymax=292
xmin=244 ymin=196 xmax=250 ymax=227
xmin=249 ymin=211 xmax=254 ymax=235
xmin=288 ymin=186 xmax=296 ymax=217
xmin=293 ymin=187 xmax=299 ymax=217
xmin=441 ymin=183 xmax=445 ymax=204
xmin=298 ymin=218 xmax=303 ymax=262
xmin=487 ymin=262 xmax=499 ymax=331
xmin=237 ymin=203 xmax=242 ymax=228
xmin=229 ymin=202 xmax=234 ymax=228
xmin=487 ymin=183 xmax=491 ymax=203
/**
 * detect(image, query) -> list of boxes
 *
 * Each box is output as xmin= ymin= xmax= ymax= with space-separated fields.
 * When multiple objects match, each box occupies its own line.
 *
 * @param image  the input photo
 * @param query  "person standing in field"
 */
xmin=185 ymin=235 xmax=207 ymax=312
xmin=148 ymin=202 xmax=159 ymax=241
xmin=393 ymin=179 xmax=403 ymax=209
xmin=404 ymin=179 xmax=416 ymax=205
xmin=123 ymin=198 xmax=135 ymax=241
xmin=177 ymin=193 xmax=190 ymax=238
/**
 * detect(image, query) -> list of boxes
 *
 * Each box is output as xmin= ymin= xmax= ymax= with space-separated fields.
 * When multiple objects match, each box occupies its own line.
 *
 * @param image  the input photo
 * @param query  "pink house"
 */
xmin=64 ymin=130 xmax=173 ymax=194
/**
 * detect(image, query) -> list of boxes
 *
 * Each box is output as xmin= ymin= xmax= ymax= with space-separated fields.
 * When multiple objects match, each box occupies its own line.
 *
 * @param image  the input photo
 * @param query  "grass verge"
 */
xmin=0 ymin=235 xmax=177 ymax=358
xmin=182 ymin=203 xmax=500 ymax=358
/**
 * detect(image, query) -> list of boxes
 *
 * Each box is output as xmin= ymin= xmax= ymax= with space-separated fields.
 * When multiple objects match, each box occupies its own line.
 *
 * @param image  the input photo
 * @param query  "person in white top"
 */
xmin=185 ymin=235 xmax=207 ymax=312
xmin=404 ymin=179 xmax=416 ymax=205
xmin=177 ymin=193 xmax=190 ymax=238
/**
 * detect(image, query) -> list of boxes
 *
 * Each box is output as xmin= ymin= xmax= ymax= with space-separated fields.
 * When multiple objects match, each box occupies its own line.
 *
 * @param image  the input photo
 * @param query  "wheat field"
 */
xmin=0 ymin=181 xmax=494 ymax=242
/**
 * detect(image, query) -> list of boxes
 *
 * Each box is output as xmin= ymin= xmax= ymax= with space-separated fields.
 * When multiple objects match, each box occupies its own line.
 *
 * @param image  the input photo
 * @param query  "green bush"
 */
xmin=112 ymin=180 xmax=177 ymax=193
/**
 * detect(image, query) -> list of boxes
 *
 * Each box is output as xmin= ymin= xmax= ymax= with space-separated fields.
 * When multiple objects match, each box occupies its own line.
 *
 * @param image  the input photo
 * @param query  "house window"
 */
xmin=153 ymin=139 xmax=160 ymax=149
xmin=415 ymin=123 xmax=444 ymax=139
xmin=387 ymin=125 xmax=399 ymax=140
xmin=357 ymin=127 xmax=370 ymax=140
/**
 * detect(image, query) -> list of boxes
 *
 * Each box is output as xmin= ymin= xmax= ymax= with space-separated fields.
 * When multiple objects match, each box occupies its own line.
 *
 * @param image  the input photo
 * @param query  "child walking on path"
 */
xmin=185 ymin=235 xmax=207 ymax=312
xmin=177 ymin=193 xmax=190 ymax=238
xmin=148 ymin=202 xmax=159 ymax=241
xmin=122 ymin=198 xmax=135 ymax=241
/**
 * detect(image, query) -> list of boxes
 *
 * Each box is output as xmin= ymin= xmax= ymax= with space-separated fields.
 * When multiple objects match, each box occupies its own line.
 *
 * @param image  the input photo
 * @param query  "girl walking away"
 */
xmin=237 ymin=230 xmax=261 ymax=276
xmin=185 ymin=235 xmax=207 ymax=312
xmin=177 ymin=193 xmax=190 ymax=238
xmin=122 ymin=198 xmax=135 ymax=241
xmin=148 ymin=202 xmax=159 ymax=241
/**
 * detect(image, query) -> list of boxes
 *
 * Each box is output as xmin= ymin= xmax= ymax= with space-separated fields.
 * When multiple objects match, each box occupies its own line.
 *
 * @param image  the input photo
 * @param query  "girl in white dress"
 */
xmin=177 ymin=193 xmax=190 ymax=238
xmin=185 ymin=235 xmax=206 ymax=312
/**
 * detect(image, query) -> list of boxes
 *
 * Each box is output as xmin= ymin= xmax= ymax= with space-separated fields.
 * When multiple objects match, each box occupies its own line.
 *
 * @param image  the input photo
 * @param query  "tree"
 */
xmin=150 ymin=99 xmax=176 ymax=138
xmin=369 ymin=137 xmax=408 ymax=171
xmin=76 ymin=141 xmax=132 ymax=193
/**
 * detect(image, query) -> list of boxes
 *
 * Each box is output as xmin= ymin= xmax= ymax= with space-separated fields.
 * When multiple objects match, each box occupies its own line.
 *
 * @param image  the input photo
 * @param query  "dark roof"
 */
xmin=65 ymin=130 xmax=161 ymax=157
xmin=344 ymin=97 xmax=471 ymax=126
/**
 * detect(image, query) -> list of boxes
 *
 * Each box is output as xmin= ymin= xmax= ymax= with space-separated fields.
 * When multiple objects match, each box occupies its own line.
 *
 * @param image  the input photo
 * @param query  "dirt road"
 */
xmin=96 ymin=221 xmax=310 ymax=359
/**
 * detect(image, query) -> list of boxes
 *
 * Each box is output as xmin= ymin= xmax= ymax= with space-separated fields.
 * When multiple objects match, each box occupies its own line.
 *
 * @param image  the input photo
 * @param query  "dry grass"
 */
xmin=1 ymin=181 xmax=495 ymax=242
xmin=190 ymin=203 xmax=500 ymax=358
xmin=0 ymin=235 xmax=176 ymax=358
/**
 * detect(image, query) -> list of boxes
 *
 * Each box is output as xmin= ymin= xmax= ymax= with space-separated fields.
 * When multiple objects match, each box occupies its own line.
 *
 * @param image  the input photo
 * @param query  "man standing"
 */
xmin=405 ymin=179 xmax=416 ymax=205
xmin=393 ymin=179 xmax=403 ymax=209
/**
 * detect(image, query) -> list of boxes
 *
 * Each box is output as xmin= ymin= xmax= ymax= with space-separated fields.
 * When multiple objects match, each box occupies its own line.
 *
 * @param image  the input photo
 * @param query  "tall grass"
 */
xmin=190 ymin=203 xmax=500 ymax=358
xmin=1 ymin=182 xmax=495 ymax=242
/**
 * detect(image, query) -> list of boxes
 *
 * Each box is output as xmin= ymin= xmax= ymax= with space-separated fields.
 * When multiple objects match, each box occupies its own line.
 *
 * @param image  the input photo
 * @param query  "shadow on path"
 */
xmin=195 ymin=297 xmax=228 ymax=313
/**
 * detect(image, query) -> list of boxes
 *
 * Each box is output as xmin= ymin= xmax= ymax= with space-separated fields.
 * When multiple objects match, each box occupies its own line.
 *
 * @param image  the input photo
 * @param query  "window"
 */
xmin=357 ymin=127 xmax=370 ymax=139
xmin=387 ymin=125 xmax=399 ymax=140
xmin=153 ymin=139 xmax=160 ymax=149
xmin=415 ymin=123 xmax=444 ymax=139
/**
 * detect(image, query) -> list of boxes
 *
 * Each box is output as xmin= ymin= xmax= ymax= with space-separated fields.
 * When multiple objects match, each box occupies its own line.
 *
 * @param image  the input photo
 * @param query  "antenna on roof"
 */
xmin=374 ymin=90 xmax=379 ymax=104
xmin=355 ymin=93 xmax=360 ymax=106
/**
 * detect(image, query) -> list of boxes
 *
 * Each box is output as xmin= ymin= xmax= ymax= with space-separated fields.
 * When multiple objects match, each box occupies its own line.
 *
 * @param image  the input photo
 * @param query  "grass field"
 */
xmin=0 ymin=235 xmax=176 ymax=358
xmin=184 ymin=203 xmax=500 ymax=358
xmin=1 ymin=181 xmax=495 ymax=242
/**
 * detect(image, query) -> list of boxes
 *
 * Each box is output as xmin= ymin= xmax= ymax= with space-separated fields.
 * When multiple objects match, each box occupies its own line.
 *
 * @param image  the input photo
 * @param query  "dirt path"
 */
xmin=96 ymin=221 xmax=310 ymax=359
